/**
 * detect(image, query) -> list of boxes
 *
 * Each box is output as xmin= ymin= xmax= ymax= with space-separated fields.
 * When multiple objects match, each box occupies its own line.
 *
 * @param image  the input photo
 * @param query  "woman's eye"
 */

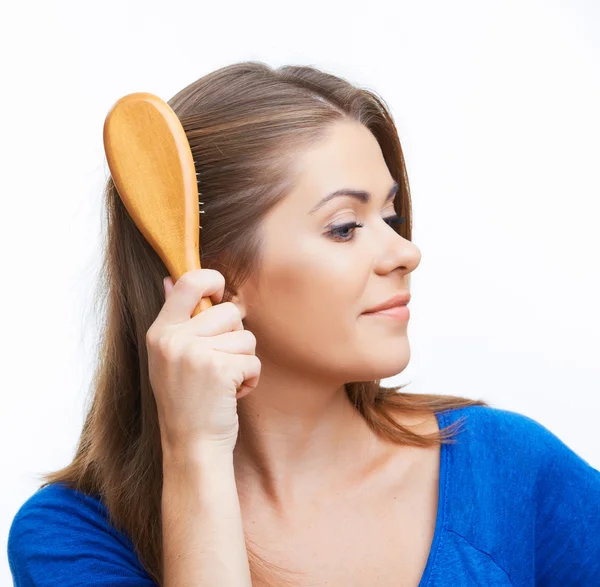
xmin=327 ymin=221 xmax=365 ymax=241
xmin=326 ymin=215 xmax=406 ymax=242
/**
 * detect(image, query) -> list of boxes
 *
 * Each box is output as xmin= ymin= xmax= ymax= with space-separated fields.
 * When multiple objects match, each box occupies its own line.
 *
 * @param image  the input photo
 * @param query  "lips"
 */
xmin=363 ymin=292 xmax=411 ymax=314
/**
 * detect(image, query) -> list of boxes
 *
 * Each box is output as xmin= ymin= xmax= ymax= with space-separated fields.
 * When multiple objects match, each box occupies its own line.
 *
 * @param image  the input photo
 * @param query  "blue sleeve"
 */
xmin=532 ymin=418 xmax=600 ymax=585
xmin=7 ymin=484 xmax=157 ymax=586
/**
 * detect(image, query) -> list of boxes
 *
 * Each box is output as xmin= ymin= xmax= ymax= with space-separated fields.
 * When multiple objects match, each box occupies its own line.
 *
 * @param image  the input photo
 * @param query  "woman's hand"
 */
xmin=145 ymin=269 xmax=261 ymax=456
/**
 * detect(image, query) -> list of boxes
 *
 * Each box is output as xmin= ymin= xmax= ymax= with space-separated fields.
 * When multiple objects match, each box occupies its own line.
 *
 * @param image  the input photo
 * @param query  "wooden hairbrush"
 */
xmin=103 ymin=92 xmax=212 ymax=317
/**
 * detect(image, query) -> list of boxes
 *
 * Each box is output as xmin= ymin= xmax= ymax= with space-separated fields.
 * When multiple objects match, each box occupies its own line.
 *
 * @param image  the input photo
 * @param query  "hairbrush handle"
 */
xmin=103 ymin=92 xmax=213 ymax=317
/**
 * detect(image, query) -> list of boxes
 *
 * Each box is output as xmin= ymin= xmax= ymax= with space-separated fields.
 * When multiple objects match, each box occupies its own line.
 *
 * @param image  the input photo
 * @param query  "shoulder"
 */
xmin=438 ymin=406 xmax=600 ymax=501
xmin=8 ymin=483 xmax=155 ymax=586
xmin=8 ymin=482 xmax=125 ymax=547
xmin=436 ymin=403 xmax=584 ymax=463
xmin=437 ymin=403 xmax=548 ymax=436
xmin=437 ymin=405 xmax=600 ymax=583
xmin=439 ymin=403 xmax=600 ymax=524
xmin=11 ymin=481 xmax=107 ymax=517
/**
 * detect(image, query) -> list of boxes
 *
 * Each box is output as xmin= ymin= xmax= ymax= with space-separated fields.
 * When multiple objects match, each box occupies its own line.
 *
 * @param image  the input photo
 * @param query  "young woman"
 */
xmin=8 ymin=61 xmax=600 ymax=587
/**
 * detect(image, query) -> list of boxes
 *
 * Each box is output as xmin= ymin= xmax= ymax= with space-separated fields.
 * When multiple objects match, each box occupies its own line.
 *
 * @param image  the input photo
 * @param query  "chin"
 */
xmin=352 ymin=348 xmax=411 ymax=381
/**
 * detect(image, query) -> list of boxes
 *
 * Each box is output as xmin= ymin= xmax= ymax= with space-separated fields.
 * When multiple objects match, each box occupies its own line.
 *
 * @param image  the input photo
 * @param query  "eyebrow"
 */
xmin=308 ymin=181 xmax=400 ymax=215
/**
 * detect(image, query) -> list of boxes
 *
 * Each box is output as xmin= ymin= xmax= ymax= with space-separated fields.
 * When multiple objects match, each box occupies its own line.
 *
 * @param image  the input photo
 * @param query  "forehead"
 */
xmin=287 ymin=119 xmax=394 ymax=209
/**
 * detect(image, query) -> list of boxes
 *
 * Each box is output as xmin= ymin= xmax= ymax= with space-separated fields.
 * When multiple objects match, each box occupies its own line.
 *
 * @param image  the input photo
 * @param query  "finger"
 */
xmin=156 ymin=269 xmax=225 ymax=327
xmin=206 ymin=330 xmax=257 ymax=355
xmin=233 ymin=356 xmax=261 ymax=400
xmin=163 ymin=277 xmax=174 ymax=300
xmin=164 ymin=275 xmax=221 ymax=304
xmin=184 ymin=302 xmax=244 ymax=337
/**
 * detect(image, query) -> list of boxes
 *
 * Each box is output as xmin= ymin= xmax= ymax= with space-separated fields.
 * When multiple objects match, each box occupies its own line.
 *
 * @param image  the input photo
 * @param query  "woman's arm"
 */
xmin=161 ymin=446 xmax=252 ymax=587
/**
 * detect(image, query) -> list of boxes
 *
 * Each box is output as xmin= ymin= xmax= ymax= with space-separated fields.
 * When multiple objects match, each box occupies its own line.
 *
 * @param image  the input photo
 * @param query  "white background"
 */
xmin=2 ymin=0 xmax=599 ymax=584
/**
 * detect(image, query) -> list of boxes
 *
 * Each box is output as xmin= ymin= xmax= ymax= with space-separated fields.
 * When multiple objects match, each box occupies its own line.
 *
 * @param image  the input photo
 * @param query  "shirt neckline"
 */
xmin=417 ymin=409 xmax=450 ymax=586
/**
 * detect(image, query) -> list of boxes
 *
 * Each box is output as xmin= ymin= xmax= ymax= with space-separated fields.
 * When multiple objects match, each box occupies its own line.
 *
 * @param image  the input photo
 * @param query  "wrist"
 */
xmin=161 ymin=438 xmax=235 ymax=468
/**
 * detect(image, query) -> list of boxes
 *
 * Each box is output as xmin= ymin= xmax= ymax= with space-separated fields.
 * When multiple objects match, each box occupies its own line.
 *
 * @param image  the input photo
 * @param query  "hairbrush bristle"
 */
xmin=196 ymin=166 xmax=204 ymax=227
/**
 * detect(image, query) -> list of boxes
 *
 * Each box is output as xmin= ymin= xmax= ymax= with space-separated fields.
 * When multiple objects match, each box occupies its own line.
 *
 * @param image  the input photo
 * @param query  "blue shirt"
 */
xmin=7 ymin=405 xmax=600 ymax=586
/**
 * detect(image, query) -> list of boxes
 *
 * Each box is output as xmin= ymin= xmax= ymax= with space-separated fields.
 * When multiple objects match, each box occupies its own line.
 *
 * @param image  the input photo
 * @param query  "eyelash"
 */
xmin=326 ymin=215 xmax=406 ymax=242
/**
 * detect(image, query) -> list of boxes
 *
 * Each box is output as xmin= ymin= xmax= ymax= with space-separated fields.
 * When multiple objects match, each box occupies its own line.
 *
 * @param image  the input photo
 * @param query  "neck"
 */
xmin=233 ymin=368 xmax=381 ymax=512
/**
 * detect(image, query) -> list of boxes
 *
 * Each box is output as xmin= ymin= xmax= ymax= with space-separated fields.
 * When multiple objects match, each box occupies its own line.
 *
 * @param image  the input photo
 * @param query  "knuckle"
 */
xmin=147 ymin=326 xmax=167 ymax=350
xmin=180 ymin=342 xmax=202 ymax=368
xmin=145 ymin=328 xmax=156 ymax=346
xmin=185 ymin=341 xmax=212 ymax=367
xmin=222 ymin=301 xmax=241 ymax=319
xmin=243 ymin=330 xmax=257 ymax=346
xmin=211 ymin=270 xmax=226 ymax=288
xmin=177 ymin=272 xmax=196 ymax=290
xmin=155 ymin=332 xmax=179 ymax=357
xmin=196 ymin=349 xmax=223 ymax=376
xmin=181 ymin=269 xmax=225 ymax=296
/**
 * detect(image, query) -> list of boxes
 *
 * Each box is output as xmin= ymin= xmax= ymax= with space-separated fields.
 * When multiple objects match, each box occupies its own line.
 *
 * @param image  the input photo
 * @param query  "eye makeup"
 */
xmin=326 ymin=214 xmax=406 ymax=242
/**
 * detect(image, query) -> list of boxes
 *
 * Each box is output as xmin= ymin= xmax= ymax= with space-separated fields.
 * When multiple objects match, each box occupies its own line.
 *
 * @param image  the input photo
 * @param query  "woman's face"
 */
xmin=235 ymin=118 xmax=422 ymax=383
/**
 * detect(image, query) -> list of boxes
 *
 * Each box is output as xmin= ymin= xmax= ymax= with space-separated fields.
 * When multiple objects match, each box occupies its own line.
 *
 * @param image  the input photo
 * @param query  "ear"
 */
xmin=228 ymin=290 xmax=248 ymax=321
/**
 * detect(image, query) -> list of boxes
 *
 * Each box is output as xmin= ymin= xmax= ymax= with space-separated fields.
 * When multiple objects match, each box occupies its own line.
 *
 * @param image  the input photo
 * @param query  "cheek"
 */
xmin=245 ymin=257 xmax=362 ymax=355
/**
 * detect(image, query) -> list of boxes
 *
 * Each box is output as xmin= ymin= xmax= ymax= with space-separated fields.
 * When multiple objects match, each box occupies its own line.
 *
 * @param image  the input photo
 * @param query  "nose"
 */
xmin=373 ymin=222 xmax=421 ymax=276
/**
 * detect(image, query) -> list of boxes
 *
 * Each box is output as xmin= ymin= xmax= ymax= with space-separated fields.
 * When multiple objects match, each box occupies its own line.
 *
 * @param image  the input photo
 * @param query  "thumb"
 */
xmin=163 ymin=276 xmax=174 ymax=299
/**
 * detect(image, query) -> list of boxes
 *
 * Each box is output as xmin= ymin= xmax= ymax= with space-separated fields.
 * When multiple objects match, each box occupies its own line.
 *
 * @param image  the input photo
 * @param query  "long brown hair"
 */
xmin=39 ymin=61 xmax=489 ymax=586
